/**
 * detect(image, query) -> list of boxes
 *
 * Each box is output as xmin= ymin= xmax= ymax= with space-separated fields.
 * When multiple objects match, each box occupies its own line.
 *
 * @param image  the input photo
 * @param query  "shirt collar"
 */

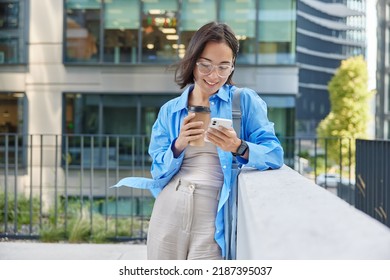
xmin=214 ymin=84 xmax=230 ymax=103
xmin=172 ymin=84 xmax=231 ymax=113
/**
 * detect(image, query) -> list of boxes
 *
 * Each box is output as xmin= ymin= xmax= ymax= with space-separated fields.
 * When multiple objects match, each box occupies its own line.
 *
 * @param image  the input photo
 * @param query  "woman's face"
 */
xmin=193 ymin=41 xmax=234 ymax=96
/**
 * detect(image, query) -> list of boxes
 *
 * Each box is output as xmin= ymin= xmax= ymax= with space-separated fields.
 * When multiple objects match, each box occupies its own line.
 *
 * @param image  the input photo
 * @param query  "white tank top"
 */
xmin=176 ymin=142 xmax=224 ymax=188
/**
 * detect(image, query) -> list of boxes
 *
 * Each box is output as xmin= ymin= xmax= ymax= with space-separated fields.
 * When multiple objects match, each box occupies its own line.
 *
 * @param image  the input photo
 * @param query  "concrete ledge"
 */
xmin=237 ymin=165 xmax=390 ymax=259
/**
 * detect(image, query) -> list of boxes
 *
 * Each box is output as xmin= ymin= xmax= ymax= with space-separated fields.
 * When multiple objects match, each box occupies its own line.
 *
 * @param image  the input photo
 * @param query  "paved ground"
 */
xmin=0 ymin=240 xmax=147 ymax=260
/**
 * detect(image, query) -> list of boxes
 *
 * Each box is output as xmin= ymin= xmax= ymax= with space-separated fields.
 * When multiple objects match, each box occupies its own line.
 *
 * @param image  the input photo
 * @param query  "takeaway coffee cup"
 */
xmin=188 ymin=105 xmax=211 ymax=146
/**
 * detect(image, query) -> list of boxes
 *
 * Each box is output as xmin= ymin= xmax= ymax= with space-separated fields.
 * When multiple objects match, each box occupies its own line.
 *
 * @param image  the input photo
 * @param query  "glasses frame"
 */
xmin=195 ymin=61 xmax=234 ymax=78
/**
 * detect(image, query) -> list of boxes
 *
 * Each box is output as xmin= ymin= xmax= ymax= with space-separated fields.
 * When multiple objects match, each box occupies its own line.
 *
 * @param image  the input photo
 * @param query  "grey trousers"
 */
xmin=147 ymin=177 xmax=222 ymax=260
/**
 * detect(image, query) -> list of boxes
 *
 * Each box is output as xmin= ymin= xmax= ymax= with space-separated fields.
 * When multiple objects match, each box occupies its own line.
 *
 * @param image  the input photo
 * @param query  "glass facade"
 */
xmin=0 ymin=0 xmax=27 ymax=64
xmin=296 ymin=0 xmax=366 ymax=138
xmin=61 ymin=0 xmax=298 ymax=166
xmin=64 ymin=0 xmax=297 ymax=65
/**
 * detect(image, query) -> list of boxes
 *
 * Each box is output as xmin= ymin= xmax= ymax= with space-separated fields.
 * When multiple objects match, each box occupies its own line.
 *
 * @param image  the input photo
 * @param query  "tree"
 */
xmin=316 ymin=55 xmax=373 ymax=170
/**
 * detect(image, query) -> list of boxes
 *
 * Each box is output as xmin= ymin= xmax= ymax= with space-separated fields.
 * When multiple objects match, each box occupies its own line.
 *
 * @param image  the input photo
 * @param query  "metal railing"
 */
xmin=281 ymin=136 xmax=355 ymax=205
xmin=1 ymin=133 xmax=356 ymax=241
xmin=0 ymin=133 xmax=152 ymax=242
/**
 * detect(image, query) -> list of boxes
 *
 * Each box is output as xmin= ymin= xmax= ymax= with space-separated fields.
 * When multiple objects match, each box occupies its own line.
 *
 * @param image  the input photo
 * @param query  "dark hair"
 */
xmin=174 ymin=22 xmax=239 ymax=89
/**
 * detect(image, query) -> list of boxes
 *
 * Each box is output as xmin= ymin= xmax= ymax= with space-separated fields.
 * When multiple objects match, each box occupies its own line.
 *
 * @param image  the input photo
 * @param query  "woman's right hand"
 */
xmin=173 ymin=113 xmax=205 ymax=157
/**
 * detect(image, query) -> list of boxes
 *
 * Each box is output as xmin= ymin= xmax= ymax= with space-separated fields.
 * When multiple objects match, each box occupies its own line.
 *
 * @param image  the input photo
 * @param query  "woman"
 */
xmin=114 ymin=22 xmax=284 ymax=260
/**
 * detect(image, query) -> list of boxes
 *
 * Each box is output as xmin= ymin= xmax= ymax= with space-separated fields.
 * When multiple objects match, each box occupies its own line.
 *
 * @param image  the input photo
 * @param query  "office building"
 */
xmin=296 ymin=0 xmax=366 ymax=137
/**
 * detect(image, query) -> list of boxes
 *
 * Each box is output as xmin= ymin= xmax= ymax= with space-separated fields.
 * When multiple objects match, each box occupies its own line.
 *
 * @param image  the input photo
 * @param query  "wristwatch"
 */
xmin=232 ymin=140 xmax=248 ymax=157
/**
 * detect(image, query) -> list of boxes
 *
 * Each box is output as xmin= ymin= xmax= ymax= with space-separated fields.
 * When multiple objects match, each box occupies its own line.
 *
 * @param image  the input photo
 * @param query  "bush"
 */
xmin=1 ymin=192 xmax=149 ymax=243
xmin=0 ymin=192 xmax=40 ymax=225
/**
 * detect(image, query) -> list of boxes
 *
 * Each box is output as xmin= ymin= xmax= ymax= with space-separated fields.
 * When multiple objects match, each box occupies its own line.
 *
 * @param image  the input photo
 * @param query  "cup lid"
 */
xmin=188 ymin=106 xmax=211 ymax=113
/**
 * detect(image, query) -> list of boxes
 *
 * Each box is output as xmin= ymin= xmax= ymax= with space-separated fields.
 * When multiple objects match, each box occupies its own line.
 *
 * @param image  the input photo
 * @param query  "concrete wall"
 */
xmin=237 ymin=165 xmax=390 ymax=259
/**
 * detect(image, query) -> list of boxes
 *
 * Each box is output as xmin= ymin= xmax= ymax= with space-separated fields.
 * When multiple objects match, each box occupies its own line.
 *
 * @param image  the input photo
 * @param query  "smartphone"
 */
xmin=209 ymin=117 xmax=233 ymax=129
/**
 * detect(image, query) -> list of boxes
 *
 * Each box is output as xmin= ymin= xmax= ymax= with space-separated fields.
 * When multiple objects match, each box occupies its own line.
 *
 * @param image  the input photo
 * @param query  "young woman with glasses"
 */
xmin=114 ymin=22 xmax=284 ymax=260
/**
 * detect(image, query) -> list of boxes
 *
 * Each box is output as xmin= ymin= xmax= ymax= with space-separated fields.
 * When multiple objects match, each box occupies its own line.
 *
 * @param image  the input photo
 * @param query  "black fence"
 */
xmin=1 ymin=134 xmax=357 ymax=241
xmin=355 ymin=139 xmax=390 ymax=228
xmin=0 ymin=133 xmax=152 ymax=242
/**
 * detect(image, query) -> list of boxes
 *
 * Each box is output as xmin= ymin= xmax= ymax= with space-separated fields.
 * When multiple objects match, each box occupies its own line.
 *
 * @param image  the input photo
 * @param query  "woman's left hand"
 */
xmin=206 ymin=126 xmax=241 ymax=153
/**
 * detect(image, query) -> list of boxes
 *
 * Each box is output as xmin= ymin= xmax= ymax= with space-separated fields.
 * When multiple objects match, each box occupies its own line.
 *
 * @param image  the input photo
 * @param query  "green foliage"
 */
xmin=68 ymin=209 xmax=91 ymax=243
xmin=41 ymin=209 xmax=147 ymax=243
xmin=317 ymin=56 xmax=373 ymax=167
xmin=1 ymin=192 xmax=149 ymax=243
xmin=0 ymin=192 xmax=40 ymax=225
xmin=40 ymin=226 xmax=67 ymax=242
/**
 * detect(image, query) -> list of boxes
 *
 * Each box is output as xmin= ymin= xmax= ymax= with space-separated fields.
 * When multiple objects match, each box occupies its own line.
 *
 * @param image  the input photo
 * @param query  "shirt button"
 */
xmin=211 ymin=101 xmax=215 ymax=105
xmin=223 ymin=165 xmax=226 ymax=169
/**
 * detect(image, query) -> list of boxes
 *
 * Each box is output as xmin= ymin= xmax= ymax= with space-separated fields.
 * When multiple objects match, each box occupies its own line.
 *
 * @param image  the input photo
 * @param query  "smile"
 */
xmin=205 ymin=80 xmax=218 ymax=86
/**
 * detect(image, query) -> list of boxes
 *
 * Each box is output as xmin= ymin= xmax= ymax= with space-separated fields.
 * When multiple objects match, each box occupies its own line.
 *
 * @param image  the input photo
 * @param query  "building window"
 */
xmin=63 ymin=93 xmax=175 ymax=167
xmin=0 ymin=0 xmax=27 ymax=64
xmin=63 ymin=0 xmax=298 ymax=65
xmin=0 ymin=92 xmax=27 ymax=166
xmin=180 ymin=0 xmax=216 ymax=59
xmin=141 ymin=0 xmax=178 ymax=63
xmin=220 ymin=0 xmax=256 ymax=64
xmin=65 ymin=0 xmax=101 ymax=62
xmin=258 ymin=0 xmax=296 ymax=64
xmin=104 ymin=0 xmax=139 ymax=63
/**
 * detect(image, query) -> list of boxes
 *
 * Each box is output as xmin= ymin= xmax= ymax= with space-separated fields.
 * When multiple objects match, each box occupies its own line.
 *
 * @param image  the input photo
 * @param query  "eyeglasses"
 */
xmin=196 ymin=61 xmax=234 ymax=78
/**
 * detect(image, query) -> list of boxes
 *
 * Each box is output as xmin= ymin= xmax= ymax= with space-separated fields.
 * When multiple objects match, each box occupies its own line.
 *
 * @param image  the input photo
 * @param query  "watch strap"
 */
xmin=232 ymin=140 xmax=248 ymax=157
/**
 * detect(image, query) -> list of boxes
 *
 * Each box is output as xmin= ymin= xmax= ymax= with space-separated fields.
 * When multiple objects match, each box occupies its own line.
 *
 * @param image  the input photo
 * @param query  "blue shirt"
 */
xmin=113 ymin=84 xmax=284 ymax=257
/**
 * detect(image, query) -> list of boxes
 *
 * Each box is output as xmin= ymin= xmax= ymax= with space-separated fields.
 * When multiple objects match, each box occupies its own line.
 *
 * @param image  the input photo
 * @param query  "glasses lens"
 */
xmin=197 ymin=62 xmax=212 ymax=75
xmin=197 ymin=62 xmax=232 ymax=77
xmin=217 ymin=65 xmax=232 ymax=77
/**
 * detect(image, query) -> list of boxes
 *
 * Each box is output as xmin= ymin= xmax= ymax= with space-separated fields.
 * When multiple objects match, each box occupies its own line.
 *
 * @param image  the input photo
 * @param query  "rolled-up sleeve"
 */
xmin=236 ymin=88 xmax=284 ymax=170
